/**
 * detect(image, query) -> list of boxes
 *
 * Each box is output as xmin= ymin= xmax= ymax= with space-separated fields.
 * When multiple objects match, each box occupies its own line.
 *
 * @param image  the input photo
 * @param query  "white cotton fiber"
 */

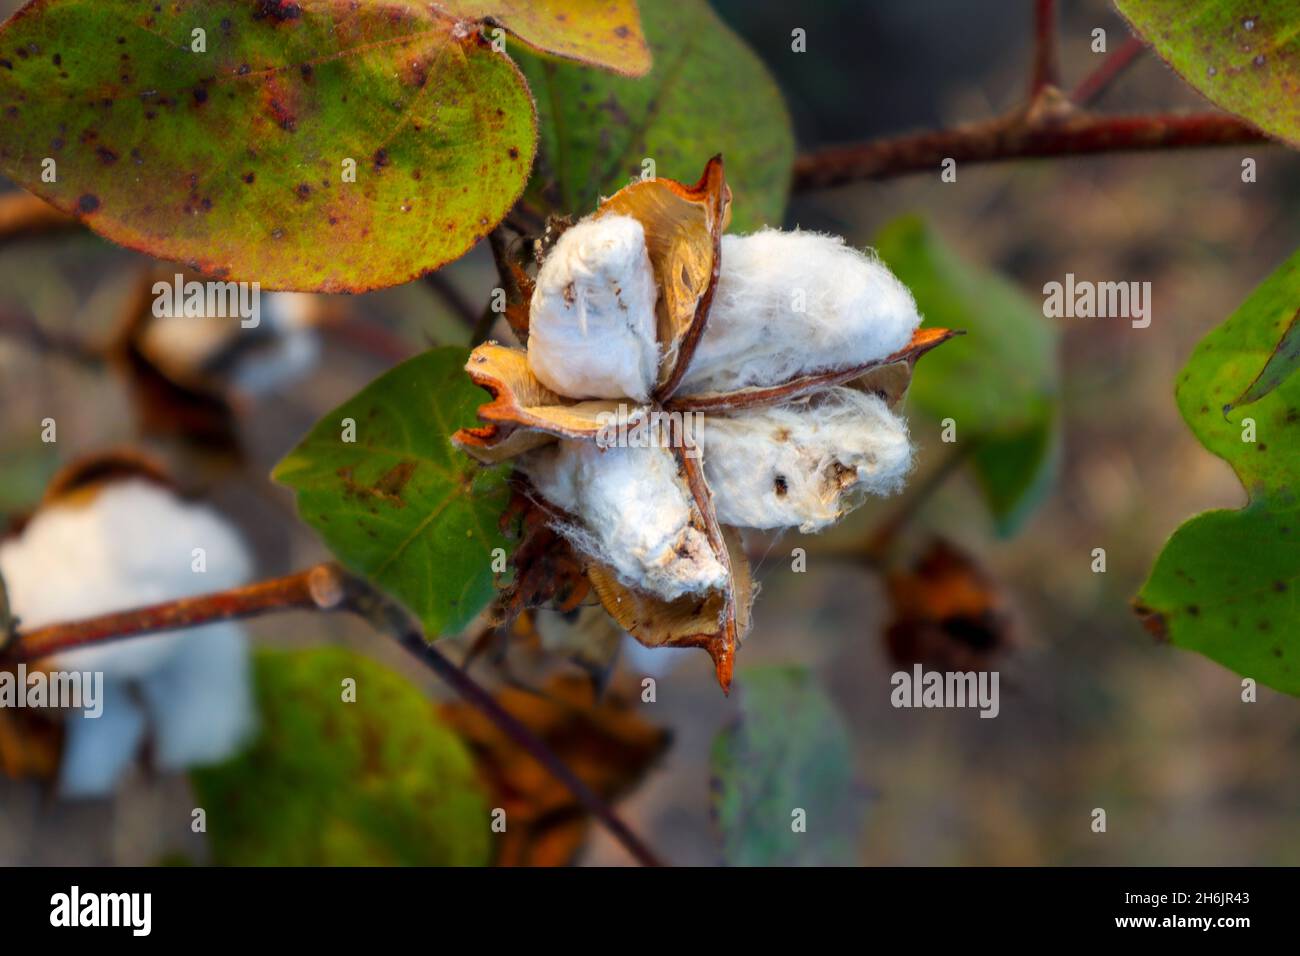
xmin=521 ymin=441 xmax=727 ymax=602
xmin=679 ymin=229 xmax=921 ymax=394
xmin=141 ymin=290 xmax=320 ymax=396
xmin=0 ymin=479 xmax=257 ymax=797
xmin=527 ymin=214 xmax=661 ymax=401
xmin=701 ymin=388 xmax=913 ymax=532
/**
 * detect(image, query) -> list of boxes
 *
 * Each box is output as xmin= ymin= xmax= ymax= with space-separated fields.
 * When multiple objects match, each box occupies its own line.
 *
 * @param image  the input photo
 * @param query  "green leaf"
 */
xmin=1226 ymin=307 xmax=1300 ymax=411
xmin=1115 ymin=1 xmax=1296 ymax=145
xmin=0 ymin=0 xmax=536 ymax=292
xmin=437 ymin=0 xmax=651 ymax=76
xmin=709 ymin=666 xmax=864 ymax=866
xmin=1135 ymin=248 xmax=1300 ymax=695
xmin=191 ymin=647 xmax=490 ymax=866
xmin=514 ymin=0 xmax=794 ymax=232
xmin=876 ymin=216 xmax=1061 ymax=535
xmin=273 ymin=347 xmax=511 ymax=637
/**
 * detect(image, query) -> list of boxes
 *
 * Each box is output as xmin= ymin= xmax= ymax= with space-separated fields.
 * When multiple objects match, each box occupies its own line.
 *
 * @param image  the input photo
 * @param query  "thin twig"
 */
xmin=1071 ymin=35 xmax=1146 ymax=107
xmin=864 ymin=442 xmax=975 ymax=564
xmin=422 ymin=271 xmax=480 ymax=329
xmin=0 ymin=307 xmax=103 ymax=368
xmin=471 ymin=226 xmax=520 ymax=346
xmin=3 ymin=562 xmax=666 ymax=867
xmin=792 ymin=110 xmax=1269 ymax=191
xmin=1029 ymin=0 xmax=1059 ymax=96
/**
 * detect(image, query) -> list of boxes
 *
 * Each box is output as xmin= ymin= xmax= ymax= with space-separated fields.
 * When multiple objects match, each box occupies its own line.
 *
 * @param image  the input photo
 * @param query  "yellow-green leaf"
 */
xmin=0 ymin=0 xmax=536 ymax=291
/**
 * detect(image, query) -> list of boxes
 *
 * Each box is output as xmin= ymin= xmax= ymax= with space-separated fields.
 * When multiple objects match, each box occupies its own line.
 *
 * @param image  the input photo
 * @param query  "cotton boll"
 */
xmin=0 ymin=479 xmax=256 ymax=796
xmin=680 ymin=230 xmax=921 ymax=394
xmin=138 ymin=622 xmax=254 ymax=771
xmin=57 ymin=682 xmax=148 ymax=799
xmin=702 ymin=389 xmax=913 ymax=532
xmin=521 ymin=441 xmax=727 ymax=602
xmin=139 ymin=291 xmax=321 ymax=397
xmin=527 ymin=214 xmax=660 ymax=401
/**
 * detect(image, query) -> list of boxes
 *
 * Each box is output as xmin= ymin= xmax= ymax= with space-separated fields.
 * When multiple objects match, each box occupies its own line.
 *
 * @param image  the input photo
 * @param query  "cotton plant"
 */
xmin=454 ymin=158 xmax=955 ymax=690
xmin=0 ymin=455 xmax=256 ymax=797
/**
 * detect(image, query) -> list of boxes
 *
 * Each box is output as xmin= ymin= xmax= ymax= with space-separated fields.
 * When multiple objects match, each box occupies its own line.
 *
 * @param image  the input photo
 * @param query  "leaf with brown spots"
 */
xmin=0 ymin=0 xmax=537 ymax=291
xmin=435 ymin=0 xmax=650 ymax=76
xmin=1136 ymin=248 xmax=1300 ymax=695
xmin=1115 ymin=2 xmax=1295 ymax=146
xmin=440 ymin=672 xmax=669 ymax=866
xmin=515 ymin=0 xmax=793 ymax=232
xmin=273 ymin=347 xmax=513 ymax=636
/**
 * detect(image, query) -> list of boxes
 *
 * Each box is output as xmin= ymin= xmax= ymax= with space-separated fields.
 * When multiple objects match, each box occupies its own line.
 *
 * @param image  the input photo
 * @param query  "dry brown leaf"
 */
xmin=586 ymin=525 xmax=751 ymax=690
xmin=666 ymin=327 xmax=962 ymax=413
xmin=594 ymin=155 xmax=731 ymax=391
xmin=441 ymin=673 xmax=669 ymax=867
xmin=884 ymin=536 xmax=1014 ymax=672
xmin=454 ymin=344 xmax=626 ymax=464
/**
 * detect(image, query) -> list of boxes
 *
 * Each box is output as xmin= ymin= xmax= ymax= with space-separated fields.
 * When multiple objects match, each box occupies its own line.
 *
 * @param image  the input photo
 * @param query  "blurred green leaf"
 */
xmin=876 ymin=216 xmax=1060 ymax=535
xmin=1115 ymin=1 xmax=1299 ymax=146
xmin=1136 ymin=249 xmax=1300 ymax=695
xmin=191 ymin=647 xmax=490 ymax=866
xmin=0 ymin=0 xmax=535 ymax=292
xmin=710 ymin=666 xmax=864 ymax=866
xmin=272 ymin=347 xmax=511 ymax=637
xmin=514 ymin=0 xmax=794 ymax=232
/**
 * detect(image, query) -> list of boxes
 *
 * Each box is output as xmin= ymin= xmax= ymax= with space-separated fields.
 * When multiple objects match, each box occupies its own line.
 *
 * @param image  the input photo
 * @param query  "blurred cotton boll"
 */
xmin=138 ymin=290 xmax=322 ymax=398
xmin=0 ymin=478 xmax=256 ymax=798
xmin=526 ymin=214 xmax=661 ymax=401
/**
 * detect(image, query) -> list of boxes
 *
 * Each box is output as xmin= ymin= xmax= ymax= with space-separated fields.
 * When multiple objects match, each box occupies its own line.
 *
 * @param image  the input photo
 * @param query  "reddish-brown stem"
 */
xmin=1071 ymin=35 xmax=1146 ymax=106
xmin=3 ymin=563 xmax=666 ymax=867
xmin=1030 ymin=0 xmax=1059 ymax=96
xmin=792 ymin=110 xmax=1268 ymax=191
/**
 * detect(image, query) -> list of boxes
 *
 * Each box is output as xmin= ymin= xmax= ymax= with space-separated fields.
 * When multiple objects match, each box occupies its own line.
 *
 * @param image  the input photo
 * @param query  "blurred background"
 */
xmin=3 ymin=0 xmax=1300 ymax=865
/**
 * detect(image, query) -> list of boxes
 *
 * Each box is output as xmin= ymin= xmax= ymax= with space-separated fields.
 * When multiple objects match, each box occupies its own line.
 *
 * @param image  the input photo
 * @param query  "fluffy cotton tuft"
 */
xmin=527 ymin=214 xmax=661 ymax=401
xmin=521 ymin=441 xmax=727 ymax=602
xmin=680 ymin=229 xmax=921 ymax=394
xmin=701 ymin=388 xmax=913 ymax=532
xmin=0 ymin=480 xmax=257 ymax=797
xmin=140 ymin=291 xmax=320 ymax=397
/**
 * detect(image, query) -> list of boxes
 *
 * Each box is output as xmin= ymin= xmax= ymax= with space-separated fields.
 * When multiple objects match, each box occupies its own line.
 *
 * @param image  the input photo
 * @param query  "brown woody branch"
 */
xmin=3 ymin=562 xmax=666 ymax=867
xmin=792 ymin=109 xmax=1270 ymax=192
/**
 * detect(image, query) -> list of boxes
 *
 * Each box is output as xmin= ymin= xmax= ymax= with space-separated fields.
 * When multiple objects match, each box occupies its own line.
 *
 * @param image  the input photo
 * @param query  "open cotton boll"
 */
xmin=702 ymin=389 xmax=913 ymax=532
xmin=680 ymin=229 xmax=921 ymax=394
xmin=521 ymin=440 xmax=728 ymax=602
xmin=527 ymin=214 xmax=661 ymax=401
xmin=0 ymin=479 xmax=256 ymax=796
